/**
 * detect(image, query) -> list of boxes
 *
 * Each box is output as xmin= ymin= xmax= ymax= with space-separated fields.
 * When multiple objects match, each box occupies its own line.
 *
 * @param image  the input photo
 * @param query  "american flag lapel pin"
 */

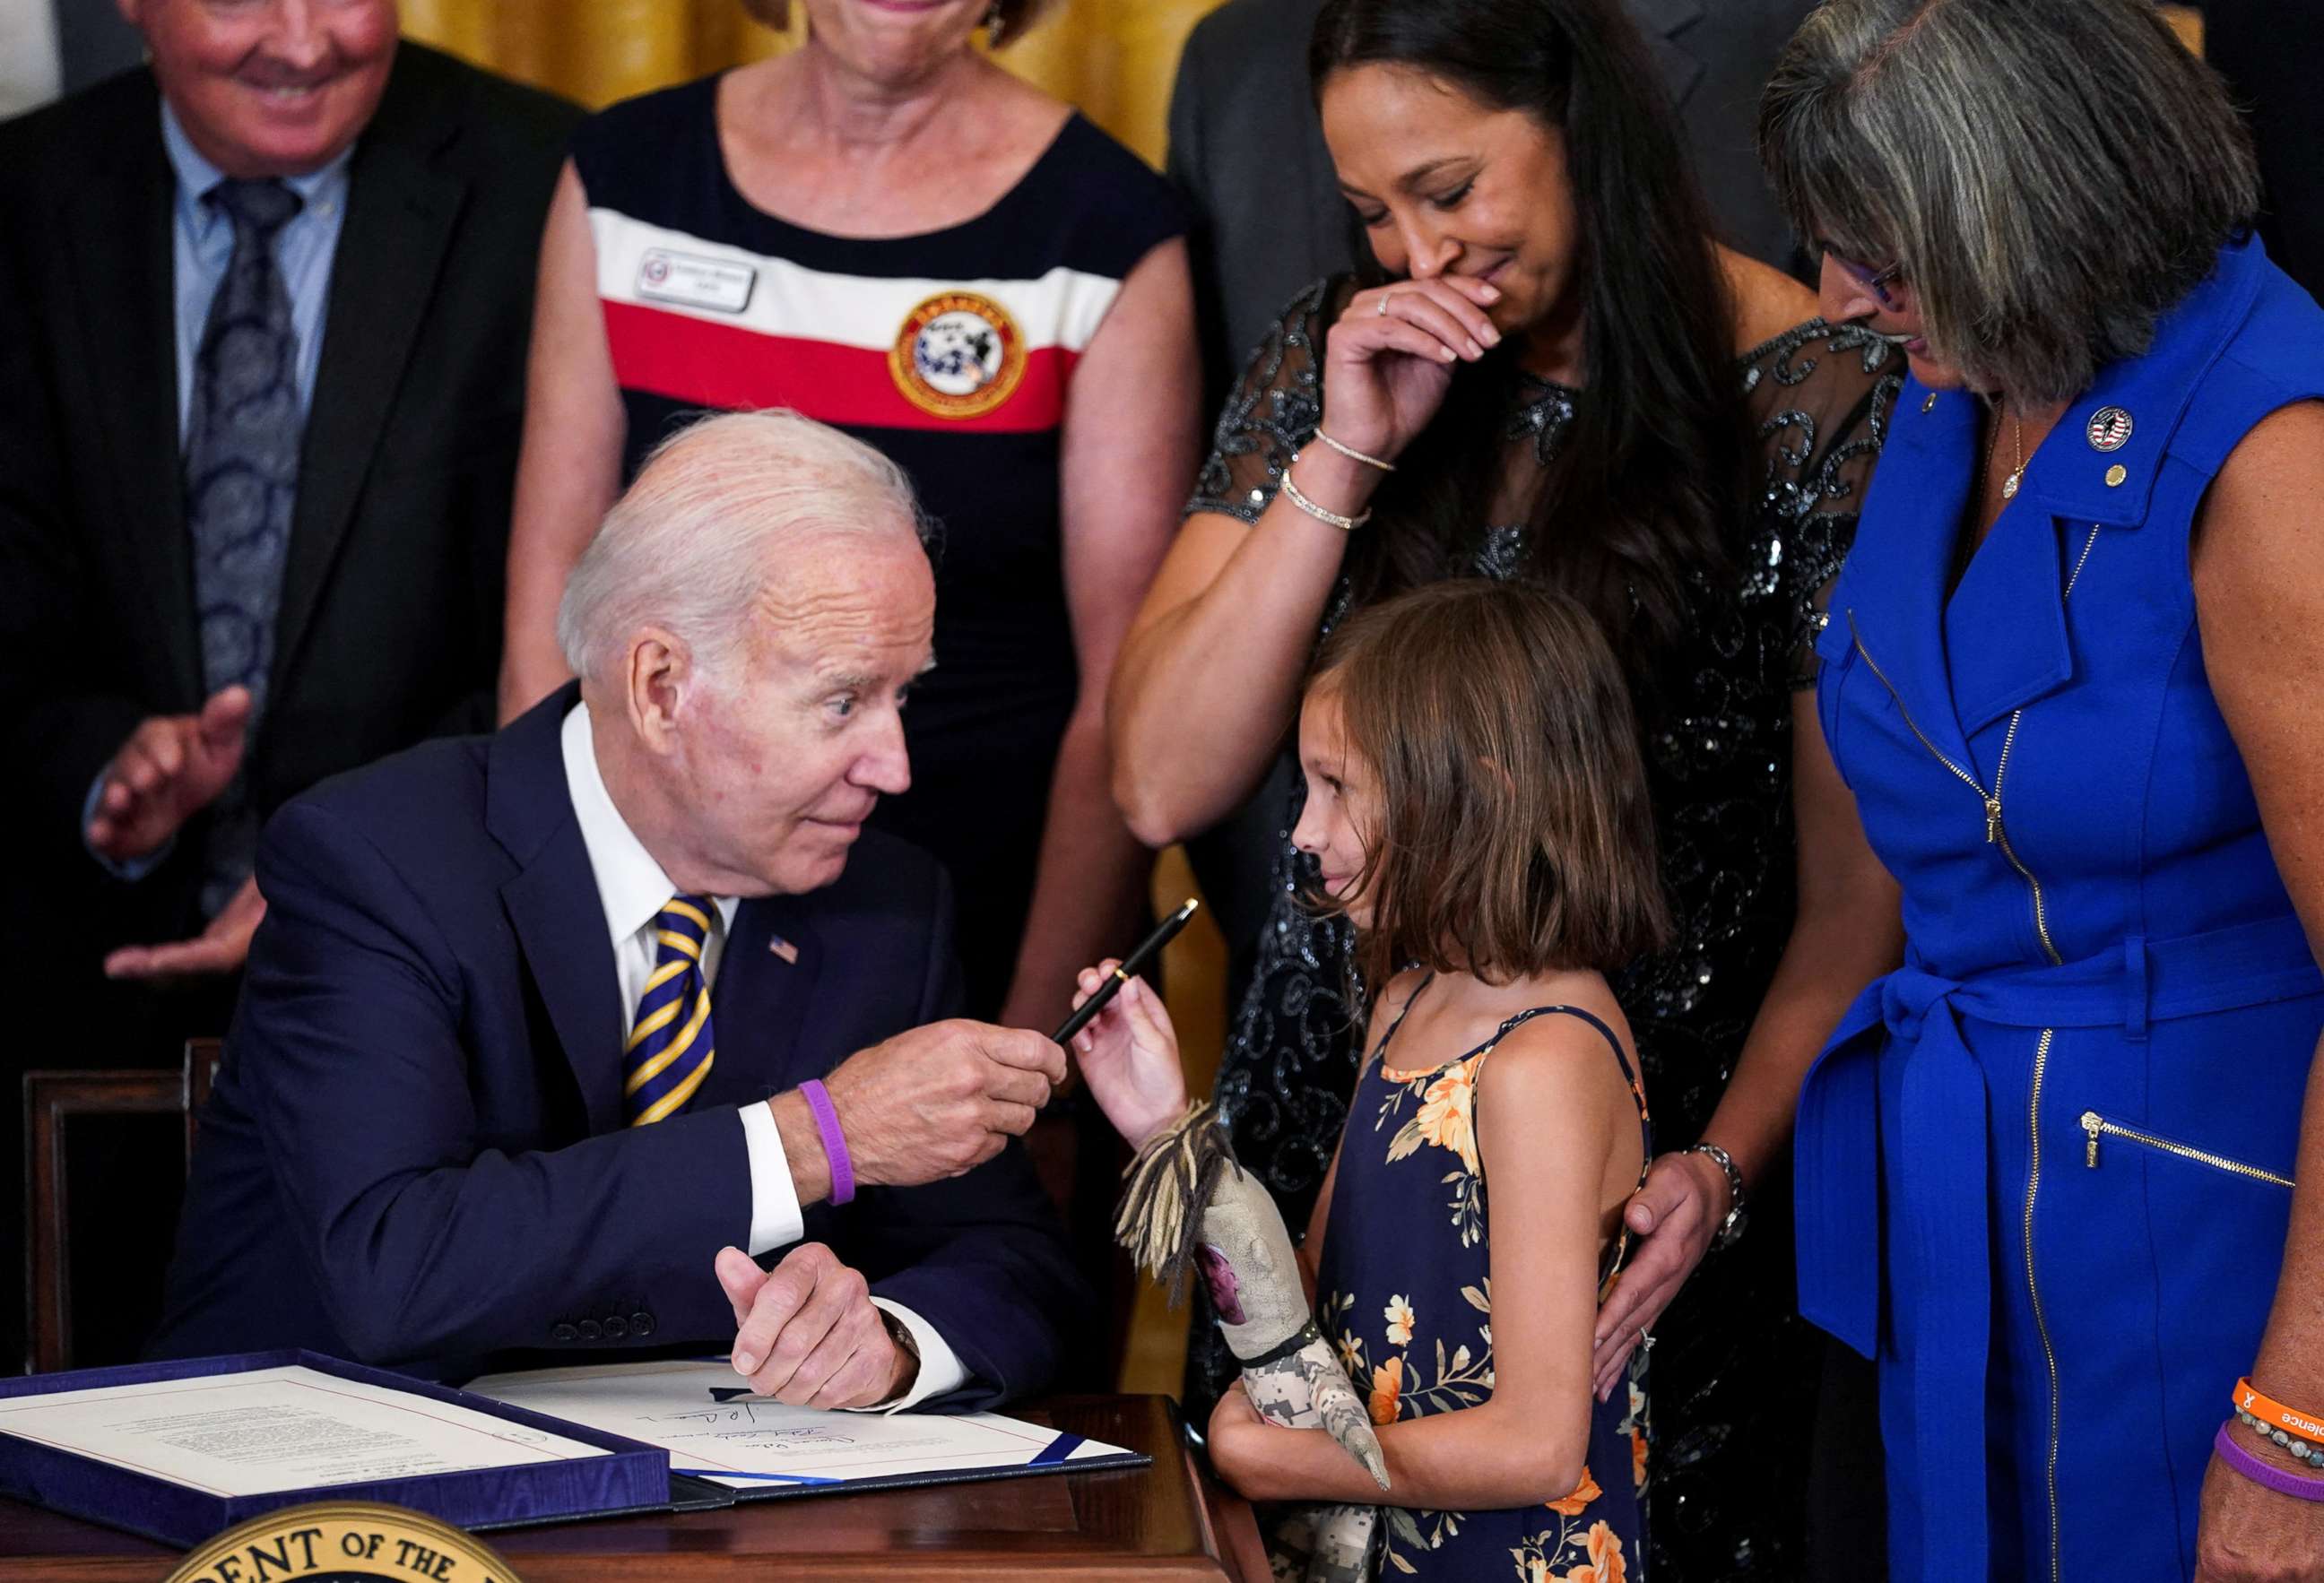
xmin=767 ymin=934 xmax=799 ymax=965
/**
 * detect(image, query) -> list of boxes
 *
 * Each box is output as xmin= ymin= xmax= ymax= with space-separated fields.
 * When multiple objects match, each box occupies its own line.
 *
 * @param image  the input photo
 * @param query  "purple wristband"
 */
xmin=799 ymin=1079 xmax=854 ymax=1207
xmin=2216 ymin=1423 xmax=2324 ymax=1501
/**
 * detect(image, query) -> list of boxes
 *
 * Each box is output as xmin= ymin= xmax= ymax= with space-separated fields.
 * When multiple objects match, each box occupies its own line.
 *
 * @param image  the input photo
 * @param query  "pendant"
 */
xmin=2002 ymin=470 xmax=2023 ymax=499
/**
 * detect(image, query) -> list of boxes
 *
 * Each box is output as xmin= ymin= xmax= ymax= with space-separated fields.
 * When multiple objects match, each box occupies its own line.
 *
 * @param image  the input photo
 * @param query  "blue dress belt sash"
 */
xmin=1795 ymin=911 xmax=2322 ymax=1577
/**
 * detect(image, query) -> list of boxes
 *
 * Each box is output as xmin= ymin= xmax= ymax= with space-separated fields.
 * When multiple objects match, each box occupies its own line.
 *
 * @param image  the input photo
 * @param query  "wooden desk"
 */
xmin=0 ymin=1396 xmax=1270 ymax=1581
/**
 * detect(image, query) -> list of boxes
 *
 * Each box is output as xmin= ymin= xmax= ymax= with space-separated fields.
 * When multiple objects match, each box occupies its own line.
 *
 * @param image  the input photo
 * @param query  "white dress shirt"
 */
xmin=561 ymin=705 xmax=964 ymax=1408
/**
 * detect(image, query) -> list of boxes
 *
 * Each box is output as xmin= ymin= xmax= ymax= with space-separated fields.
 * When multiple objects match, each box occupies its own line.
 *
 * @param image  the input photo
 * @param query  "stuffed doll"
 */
xmin=1117 ymin=1103 xmax=1385 ymax=1583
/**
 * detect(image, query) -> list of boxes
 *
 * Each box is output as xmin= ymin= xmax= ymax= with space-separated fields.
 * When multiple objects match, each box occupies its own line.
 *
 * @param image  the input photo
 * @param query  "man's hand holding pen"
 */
xmin=761 ymin=898 xmax=1201 ymax=1198
xmin=770 ymin=1021 xmax=1067 ymax=1199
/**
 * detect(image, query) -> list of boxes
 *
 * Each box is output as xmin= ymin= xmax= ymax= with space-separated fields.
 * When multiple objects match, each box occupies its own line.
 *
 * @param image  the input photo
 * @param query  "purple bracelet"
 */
xmin=799 ymin=1079 xmax=855 ymax=1207
xmin=2216 ymin=1423 xmax=2324 ymax=1501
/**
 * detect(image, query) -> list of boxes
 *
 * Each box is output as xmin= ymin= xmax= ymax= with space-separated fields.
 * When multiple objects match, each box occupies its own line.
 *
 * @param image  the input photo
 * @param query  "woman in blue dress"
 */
xmin=1745 ymin=1 xmax=2324 ymax=1578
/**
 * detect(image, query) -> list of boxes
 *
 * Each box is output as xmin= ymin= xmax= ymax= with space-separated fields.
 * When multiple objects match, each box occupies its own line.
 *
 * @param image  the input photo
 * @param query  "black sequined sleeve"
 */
xmin=1737 ymin=320 xmax=1903 ymax=688
xmin=1184 ymin=276 xmax=1355 ymax=523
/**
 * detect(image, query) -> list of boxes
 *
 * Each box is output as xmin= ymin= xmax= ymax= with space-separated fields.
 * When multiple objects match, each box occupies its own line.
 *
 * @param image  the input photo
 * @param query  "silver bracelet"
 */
xmin=1280 ymin=465 xmax=1371 ymax=532
xmin=1312 ymin=428 xmax=1397 ymax=472
xmin=1688 ymin=1140 xmax=1749 ymax=1250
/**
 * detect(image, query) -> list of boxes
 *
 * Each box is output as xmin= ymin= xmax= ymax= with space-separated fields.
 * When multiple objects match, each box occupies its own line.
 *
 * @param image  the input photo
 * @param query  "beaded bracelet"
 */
xmin=2216 ymin=1423 xmax=2324 ymax=1501
xmin=1312 ymin=428 xmax=1397 ymax=472
xmin=1280 ymin=468 xmax=1371 ymax=532
xmin=2234 ymin=1377 xmax=2324 ymax=1468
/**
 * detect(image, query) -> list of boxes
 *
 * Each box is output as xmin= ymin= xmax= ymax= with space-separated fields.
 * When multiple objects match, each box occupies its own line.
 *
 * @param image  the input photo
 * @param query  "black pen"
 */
xmin=1051 ymin=897 xmax=1201 ymax=1047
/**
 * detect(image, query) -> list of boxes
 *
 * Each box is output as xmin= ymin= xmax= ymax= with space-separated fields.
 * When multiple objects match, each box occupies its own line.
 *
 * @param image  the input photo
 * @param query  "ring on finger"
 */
xmin=1638 ymin=1328 xmax=1655 ymax=1353
xmin=1377 ymin=292 xmax=1391 ymax=316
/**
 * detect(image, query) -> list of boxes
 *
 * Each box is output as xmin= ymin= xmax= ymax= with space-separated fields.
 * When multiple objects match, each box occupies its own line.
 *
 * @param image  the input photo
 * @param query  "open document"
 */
xmin=468 ymin=1358 xmax=1145 ymax=1492
xmin=0 ymin=1363 xmax=610 ymax=1498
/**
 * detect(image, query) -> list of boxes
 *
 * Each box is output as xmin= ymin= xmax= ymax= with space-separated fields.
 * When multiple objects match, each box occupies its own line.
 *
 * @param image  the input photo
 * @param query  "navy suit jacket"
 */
xmin=149 ymin=686 xmax=1082 ymax=1404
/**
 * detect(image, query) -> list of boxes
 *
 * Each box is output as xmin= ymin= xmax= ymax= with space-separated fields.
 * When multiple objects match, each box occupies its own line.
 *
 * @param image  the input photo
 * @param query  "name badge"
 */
xmin=636 ymin=249 xmax=757 ymax=315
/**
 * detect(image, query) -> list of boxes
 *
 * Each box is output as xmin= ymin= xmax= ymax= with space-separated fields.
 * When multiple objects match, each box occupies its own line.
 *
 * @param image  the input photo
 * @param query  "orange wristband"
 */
xmin=2234 ymin=1377 xmax=2324 ymax=1466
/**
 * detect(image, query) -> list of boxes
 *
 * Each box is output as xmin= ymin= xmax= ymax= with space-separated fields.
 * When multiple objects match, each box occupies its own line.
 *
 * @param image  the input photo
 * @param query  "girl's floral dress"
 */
xmin=1313 ymin=978 xmax=1652 ymax=1580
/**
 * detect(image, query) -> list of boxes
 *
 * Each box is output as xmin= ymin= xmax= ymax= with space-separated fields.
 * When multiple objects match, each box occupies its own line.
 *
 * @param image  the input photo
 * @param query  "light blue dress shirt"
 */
xmin=160 ymin=101 xmax=353 ymax=439
xmin=84 ymin=108 xmax=359 ymax=884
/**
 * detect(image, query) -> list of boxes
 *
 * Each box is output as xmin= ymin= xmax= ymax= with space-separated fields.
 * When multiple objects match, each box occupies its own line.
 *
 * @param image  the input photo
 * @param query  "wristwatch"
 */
xmin=872 ymin=1308 xmax=922 ymax=1407
xmin=880 ymin=1308 xmax=922 ymax=1369
xmin=1688 ymin=1140 xmax=1748 ymax=1250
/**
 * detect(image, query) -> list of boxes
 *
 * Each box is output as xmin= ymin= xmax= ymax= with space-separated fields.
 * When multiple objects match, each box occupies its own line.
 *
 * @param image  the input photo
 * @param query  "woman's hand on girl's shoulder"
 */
xmin=1066 ymin=963 xmax=1186 ymax=1150
xmin=1590 ymin=1148 xmax=1728 ymax=1401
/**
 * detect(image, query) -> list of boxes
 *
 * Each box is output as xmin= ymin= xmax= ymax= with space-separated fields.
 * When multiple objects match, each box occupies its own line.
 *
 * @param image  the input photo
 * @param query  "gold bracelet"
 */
xmin=1312 ymin=428 xmax=1397 ymax=472
xmin=1280 ymin=464 xmax=1371 ymax=532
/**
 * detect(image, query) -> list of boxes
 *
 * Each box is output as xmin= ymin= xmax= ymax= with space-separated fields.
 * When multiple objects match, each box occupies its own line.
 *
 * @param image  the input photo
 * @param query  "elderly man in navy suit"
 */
xmin=151 ymin=411 xmax=1082 ymax=1407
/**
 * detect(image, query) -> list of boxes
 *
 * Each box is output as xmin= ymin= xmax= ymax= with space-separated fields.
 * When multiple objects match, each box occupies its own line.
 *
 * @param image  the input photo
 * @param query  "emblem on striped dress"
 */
xmin=889 ymin=290 xmax=1027 ymax=420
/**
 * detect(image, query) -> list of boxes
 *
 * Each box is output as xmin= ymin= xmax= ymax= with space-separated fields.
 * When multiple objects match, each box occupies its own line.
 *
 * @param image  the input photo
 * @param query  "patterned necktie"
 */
xmin=185 ymin=177 xmax=304 ymax=916
xmin=625 ymin=895 xmax=718 ymax=1126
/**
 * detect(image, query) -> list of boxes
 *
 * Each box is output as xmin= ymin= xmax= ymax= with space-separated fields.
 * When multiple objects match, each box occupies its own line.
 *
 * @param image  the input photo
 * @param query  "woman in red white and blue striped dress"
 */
xmin=499 ymin=0 xmax=1200 ymax=1028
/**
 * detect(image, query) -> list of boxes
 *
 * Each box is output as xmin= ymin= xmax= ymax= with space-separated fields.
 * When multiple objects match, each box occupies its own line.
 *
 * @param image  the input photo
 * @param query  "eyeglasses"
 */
xmin=1820 ymin=245 xmax=1904 ymax=307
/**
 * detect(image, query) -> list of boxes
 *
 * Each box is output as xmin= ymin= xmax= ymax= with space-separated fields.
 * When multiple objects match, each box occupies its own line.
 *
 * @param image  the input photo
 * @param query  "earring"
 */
xmin=984 ymin=3 xmax=1005 ymax=45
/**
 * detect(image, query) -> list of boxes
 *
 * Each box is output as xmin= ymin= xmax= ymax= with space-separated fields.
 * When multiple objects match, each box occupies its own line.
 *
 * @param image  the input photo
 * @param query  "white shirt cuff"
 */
xmin=736 ymin=1102 xmax=804 ymax=1257
xmin=856 ymin=1298 xmax=967 ymax=1413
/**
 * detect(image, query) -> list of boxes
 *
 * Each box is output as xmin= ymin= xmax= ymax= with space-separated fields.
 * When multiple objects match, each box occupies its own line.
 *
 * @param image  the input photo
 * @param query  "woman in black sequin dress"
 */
xmin=1110 ymin=1 xmax=1904 ymax=1576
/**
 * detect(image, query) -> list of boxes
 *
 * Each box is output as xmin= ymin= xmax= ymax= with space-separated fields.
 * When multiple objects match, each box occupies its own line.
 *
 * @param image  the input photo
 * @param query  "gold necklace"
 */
xmin=2000 ymin=409 xmax=2027 ymax=499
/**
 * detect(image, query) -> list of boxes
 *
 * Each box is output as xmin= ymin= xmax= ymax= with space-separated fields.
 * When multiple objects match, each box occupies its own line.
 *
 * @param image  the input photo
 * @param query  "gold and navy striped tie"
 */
xmin=624 ymin=895 xmax=716 ymax=1126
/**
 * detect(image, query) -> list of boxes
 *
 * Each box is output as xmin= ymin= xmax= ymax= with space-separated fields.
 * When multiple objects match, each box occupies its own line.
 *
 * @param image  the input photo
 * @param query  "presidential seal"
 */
xmin=166 ymin=1501 xmax=525 ymax=1583
xmin=889 ymin=290 xmax=1027 ymax=420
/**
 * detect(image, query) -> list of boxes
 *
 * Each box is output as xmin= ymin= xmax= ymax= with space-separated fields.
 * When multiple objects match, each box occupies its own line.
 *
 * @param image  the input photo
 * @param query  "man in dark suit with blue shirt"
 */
xmin=0 ymin=0 xmax=577 ymax=1025
xmin=0 ymin=0 xmax=577 ymax=1367
xmin=151 ymin=411 xmax=1082 ymax=1406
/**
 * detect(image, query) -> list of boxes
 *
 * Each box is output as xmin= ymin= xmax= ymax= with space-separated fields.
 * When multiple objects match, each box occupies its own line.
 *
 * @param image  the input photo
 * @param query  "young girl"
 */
xmin=1075 ymin=580 xmax=1668 ymax=1580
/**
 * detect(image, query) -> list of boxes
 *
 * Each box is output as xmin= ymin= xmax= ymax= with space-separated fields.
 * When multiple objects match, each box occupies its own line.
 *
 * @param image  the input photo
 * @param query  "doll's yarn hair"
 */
xmin=1114 ymin=1103 xmax=1237 ymax=1308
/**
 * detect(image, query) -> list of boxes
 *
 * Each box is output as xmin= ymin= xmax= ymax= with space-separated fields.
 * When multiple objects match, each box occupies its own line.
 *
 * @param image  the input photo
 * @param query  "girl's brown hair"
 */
xmin=1312 ymin=580 xmax=1669 ymax=987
